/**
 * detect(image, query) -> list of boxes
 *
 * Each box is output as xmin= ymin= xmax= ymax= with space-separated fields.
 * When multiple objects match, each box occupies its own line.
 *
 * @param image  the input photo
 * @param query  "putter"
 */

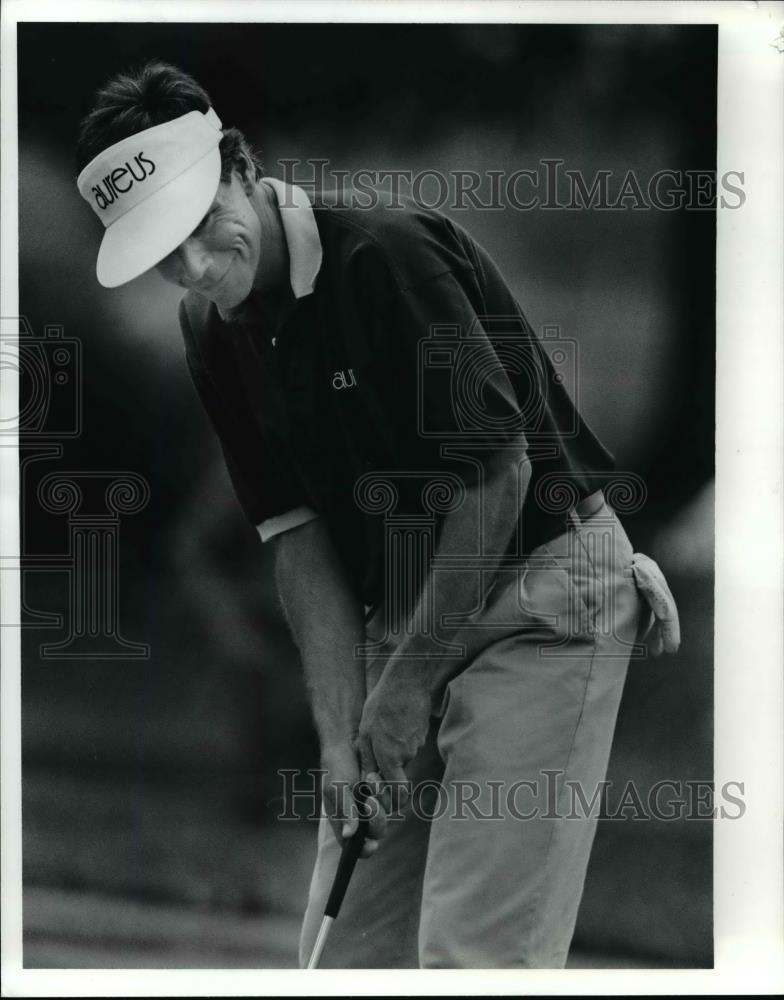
xmin=306 ymin=785 xmax=371 ymax=969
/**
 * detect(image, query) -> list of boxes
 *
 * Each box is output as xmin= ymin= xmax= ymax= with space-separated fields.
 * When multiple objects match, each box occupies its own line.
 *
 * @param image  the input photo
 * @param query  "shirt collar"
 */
xmin=260 ymin=176 xmax=323 ymax=299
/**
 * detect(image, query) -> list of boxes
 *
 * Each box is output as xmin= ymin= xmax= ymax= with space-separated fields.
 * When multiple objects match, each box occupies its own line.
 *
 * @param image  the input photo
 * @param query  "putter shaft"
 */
xmin=306 ymin=915 xmax=334 ymax=969
xmin=306 ymin=788 xmax=371 ymax=968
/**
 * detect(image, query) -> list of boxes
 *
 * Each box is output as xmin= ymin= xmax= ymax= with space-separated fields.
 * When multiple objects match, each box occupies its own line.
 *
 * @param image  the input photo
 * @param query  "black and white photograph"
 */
xmin=1 ymin=0 xmax=782 ymax=994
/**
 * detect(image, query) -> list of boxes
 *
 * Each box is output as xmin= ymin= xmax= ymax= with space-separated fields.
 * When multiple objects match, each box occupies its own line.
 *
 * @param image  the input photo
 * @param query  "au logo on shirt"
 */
xmin=332 ymin=368 xmax=357 ymax=390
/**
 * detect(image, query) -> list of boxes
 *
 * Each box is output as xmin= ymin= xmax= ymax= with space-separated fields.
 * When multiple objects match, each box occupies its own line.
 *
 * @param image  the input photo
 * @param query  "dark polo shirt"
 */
xmin=179 ymin=189 xmax=615 ymax=608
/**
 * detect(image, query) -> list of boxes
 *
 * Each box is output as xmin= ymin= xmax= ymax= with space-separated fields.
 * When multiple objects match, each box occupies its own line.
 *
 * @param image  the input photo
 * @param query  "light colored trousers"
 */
xmin=299 ymin=499 xmax=646 ymax=968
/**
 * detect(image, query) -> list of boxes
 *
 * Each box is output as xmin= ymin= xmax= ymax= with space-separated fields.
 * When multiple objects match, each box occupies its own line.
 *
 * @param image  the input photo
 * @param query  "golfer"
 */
xmin=76 ymin=61 xmax=680 ymax=968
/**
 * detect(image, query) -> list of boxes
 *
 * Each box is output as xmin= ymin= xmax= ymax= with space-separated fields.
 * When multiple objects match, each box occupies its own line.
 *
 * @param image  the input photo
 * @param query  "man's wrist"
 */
xmin=376 ymin=649 xmax=443 ymax=693
xmin=319 ymin=727 xmax=361 ymax=756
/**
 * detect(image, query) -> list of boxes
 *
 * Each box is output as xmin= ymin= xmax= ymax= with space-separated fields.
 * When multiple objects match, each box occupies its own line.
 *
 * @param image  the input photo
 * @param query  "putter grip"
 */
xmin=324 ymin=792 xmax=370 ymax=919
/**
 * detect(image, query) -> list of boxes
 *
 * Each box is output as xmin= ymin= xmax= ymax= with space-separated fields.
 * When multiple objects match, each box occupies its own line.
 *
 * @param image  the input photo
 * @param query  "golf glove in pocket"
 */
xmin=631 ymin=552 xmax=681 ymax=656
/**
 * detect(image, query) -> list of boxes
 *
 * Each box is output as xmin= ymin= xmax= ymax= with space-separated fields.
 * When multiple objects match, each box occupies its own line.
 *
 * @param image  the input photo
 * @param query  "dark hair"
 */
xmin=75 ymin=60 xmax=264 ymax=182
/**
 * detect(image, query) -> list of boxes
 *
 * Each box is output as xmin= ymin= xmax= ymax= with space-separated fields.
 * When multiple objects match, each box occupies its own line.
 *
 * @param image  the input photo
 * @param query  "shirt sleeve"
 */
xmin=185 ymin=352 xmax=315 ymax=527
xmin=355 ymin=251 xmax=529 ymax=476
xmin=257 ymin=505 xmax=319 ymax=543
xmin=180 ymin=296 xmax=315 ymax=537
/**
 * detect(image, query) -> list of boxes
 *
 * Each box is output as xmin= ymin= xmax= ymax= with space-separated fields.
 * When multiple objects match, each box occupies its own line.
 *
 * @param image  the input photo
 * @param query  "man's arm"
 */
xmin=405 ymin=438 xmax=532 ymax=697
xmin=358 ymin=438 xmax=531 ymax=785
xmin=272 ymin=517 xmax=386 ymax=854
xmin=273 ymin=517 xmax=366 ymax=746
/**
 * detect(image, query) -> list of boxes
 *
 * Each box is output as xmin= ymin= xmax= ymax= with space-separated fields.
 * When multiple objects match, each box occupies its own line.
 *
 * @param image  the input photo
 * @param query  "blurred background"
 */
xmin=17 ymin=22 xmax=715 ymax=968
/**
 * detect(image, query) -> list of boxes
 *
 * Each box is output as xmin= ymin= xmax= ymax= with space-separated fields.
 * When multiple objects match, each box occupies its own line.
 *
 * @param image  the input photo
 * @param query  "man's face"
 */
xmin=155 ymin=172 xmax=262 ymax=310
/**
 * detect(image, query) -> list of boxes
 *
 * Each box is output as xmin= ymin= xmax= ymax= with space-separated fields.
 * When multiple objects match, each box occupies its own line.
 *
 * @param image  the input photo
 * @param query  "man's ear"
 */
xmin=237 ymin=152 xmax=257 ymax=196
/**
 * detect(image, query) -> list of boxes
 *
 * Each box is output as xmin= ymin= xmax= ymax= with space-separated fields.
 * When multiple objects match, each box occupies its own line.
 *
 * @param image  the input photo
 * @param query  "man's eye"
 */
xmin=194 ymin=209 xmax=214 ymax=233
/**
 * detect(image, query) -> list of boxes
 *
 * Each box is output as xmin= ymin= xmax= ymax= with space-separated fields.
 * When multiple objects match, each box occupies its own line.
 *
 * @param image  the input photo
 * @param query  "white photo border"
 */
xmin=2 ymin=0 xmax=782 ymax=995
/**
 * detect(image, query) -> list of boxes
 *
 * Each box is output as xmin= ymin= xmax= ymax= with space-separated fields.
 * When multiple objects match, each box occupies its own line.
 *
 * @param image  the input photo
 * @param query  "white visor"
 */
xmin=77 ymin=108 xmax=224 ymax=288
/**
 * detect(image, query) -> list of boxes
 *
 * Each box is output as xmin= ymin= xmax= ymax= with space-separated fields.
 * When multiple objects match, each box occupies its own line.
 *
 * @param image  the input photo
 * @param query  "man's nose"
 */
xmin=176 ymin=236 xmax=211 ymax=285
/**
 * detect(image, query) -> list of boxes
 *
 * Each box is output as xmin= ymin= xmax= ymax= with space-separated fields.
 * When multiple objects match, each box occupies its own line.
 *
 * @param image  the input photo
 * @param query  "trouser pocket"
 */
xmin=628 ymin=551 xmax=681 ymax=655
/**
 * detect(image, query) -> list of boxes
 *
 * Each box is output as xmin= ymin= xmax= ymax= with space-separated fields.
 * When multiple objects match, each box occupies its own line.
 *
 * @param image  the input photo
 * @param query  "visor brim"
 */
xmin=96 ymin=147 xmax=222 ymax=288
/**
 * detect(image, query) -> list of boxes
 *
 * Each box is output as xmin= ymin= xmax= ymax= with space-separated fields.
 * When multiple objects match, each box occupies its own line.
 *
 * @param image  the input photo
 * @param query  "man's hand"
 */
xmin=320 ymin=742 xmax=388 ymax=859
xmin=356 ymin=664 xmax=430 ymax=797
